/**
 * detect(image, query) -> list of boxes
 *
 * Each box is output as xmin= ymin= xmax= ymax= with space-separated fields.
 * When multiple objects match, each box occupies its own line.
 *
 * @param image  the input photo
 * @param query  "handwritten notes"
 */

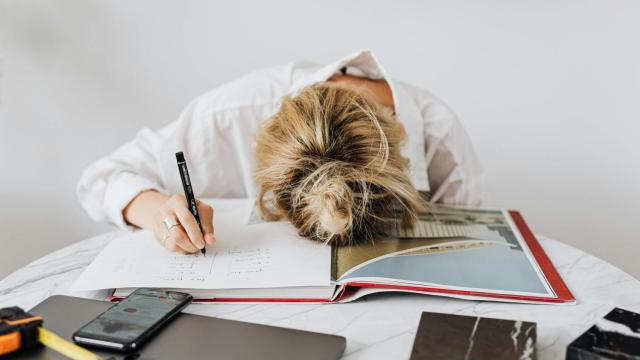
xmin=226 ymin=246 xmax=272 ymax=278
xmin=158 ymin=253 xmax=216 ymax=282
xmin=71 ymin=199 xmax=331 ymax=292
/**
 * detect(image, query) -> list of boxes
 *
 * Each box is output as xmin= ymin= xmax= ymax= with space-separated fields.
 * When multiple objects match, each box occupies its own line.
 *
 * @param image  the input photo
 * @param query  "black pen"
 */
xmin=175 ymin=151 xmax=206 ymax=255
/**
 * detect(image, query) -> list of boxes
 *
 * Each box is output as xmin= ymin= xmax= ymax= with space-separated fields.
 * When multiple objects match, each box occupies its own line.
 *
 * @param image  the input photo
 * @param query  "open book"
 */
xmin=71 ymin=199 xmax=574 ymax=304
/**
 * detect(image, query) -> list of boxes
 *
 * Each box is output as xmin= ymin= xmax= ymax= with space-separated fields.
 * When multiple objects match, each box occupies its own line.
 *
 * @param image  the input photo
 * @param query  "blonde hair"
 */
xmin=255 ymin=82 xmax=425 ymax=245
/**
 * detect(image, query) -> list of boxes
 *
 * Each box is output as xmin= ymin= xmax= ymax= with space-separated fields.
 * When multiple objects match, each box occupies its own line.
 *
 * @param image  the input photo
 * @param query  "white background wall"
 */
xmin=1 ymin=0 xmax=638 ymax=280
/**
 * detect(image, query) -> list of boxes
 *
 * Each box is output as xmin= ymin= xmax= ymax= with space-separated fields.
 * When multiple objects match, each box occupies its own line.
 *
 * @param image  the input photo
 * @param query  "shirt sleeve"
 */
xmin=76 ymin=103 xmax=194 ymax=230
xmin=418 ymin=94 xmax=485 ymax=206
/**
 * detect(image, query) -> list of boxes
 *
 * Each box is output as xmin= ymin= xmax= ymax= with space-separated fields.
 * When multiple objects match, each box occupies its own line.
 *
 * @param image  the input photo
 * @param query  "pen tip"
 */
xmin=201 ymin=248 xmax=206 ymax=255
xmin=175 ymin=152 xmax=185 ymax=162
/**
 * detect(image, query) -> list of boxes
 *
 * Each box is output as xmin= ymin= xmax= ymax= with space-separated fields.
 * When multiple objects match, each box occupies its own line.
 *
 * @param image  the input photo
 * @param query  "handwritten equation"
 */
xmin=155 ymin=253 xmax=215 ymax=282
xmin=226 ymin=247 xmax=273 ymax=278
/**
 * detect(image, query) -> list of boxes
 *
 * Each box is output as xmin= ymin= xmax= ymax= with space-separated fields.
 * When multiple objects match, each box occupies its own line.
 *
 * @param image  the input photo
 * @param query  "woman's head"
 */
xmin=255 ymin=82 xmax=425 ymax=245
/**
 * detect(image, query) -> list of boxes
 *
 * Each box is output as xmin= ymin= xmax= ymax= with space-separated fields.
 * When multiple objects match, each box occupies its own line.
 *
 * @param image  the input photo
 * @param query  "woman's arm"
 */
xmin=328 ymin=74 xmax=395 ymax=110
xmin=77 ymin=102 xmax=215 ymax=253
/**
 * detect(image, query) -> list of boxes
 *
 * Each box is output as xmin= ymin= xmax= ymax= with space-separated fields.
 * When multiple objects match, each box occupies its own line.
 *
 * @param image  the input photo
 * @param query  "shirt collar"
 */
xmin=289 ymin=49 xmax=430 ymax=191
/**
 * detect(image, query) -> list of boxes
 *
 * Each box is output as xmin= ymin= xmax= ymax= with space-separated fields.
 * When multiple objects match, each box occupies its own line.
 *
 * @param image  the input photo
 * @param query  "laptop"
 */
xmin=13 ymin=295 xmax=345 ymax=360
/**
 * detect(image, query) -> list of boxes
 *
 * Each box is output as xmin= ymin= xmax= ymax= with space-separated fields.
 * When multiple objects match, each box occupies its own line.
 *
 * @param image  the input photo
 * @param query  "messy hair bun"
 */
xmin=255 ymin=82 xmax=425 ymax=245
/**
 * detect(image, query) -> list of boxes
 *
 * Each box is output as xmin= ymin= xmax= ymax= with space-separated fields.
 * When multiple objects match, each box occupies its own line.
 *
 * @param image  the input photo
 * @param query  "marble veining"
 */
xmin=511 ymin=320 xmax=523 ymax=352
xmin=464 ymin=316 xmax=481 ymax=360
xmin=410 ymin=312 xmax=537 ymax=359
xmin=567 ymin=307 xmax=640 ymax=359
xmin=595 ymin=318 xmax=640 ymax=339
xmin=0 ymin=231 xmax=639 ymax=359
xmin=522 ymin=337 xmax=535 ymax=360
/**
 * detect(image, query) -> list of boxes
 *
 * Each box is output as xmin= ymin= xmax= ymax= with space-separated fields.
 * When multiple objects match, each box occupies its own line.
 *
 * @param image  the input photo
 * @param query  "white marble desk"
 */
xmin=1 ymin=231 xmax=639 ymax=359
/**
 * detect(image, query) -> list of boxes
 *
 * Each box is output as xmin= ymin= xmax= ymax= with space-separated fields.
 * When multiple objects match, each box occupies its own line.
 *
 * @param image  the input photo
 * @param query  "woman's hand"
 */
xmin=123 ymin=190 xmax=216 ymax=254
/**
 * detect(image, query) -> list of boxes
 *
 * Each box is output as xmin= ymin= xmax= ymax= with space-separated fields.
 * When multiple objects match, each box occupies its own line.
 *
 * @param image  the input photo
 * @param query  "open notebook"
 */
xmin=71 ymin=199 xmax=575 ymax=304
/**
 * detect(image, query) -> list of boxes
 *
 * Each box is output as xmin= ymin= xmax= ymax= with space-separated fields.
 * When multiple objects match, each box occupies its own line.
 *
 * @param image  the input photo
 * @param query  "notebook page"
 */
xmin=71 ymin=199 xmax=331 ymax=292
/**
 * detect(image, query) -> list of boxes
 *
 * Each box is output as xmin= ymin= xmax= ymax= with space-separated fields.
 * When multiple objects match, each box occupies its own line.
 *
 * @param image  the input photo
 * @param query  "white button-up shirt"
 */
xmin=77 ymin=50 xmax=484 ymax=230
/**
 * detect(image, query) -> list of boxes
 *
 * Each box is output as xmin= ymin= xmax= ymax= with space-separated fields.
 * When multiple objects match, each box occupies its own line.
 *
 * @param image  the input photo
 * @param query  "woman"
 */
xmin=77 ymin=50 xmax=483 ymax=253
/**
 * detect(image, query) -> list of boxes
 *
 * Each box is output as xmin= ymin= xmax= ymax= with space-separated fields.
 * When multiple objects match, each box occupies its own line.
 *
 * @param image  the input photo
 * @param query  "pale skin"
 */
xmin=122 ymin=75 xmax=394 ymax=253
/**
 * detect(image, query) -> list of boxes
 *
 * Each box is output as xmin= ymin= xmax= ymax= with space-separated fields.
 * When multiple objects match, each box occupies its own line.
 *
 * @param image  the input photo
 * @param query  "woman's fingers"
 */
xmin=155 ymin=195 xmax=205 ymax=253
xmin=154 ymin=195 xmax=218 ymax=253
xmin=163 ymin=235 xmax=189 ymax=254
xmin=174 ymin=206 xmax=205 ymax=250
xmin=170 ymin=225 xmax=199 ymax=253
xmin=155 ymin=223 xmax=189 ymax=254
xmin=158 ymin=215 xmax=198 ymax=254
xmin=167 ymin=195 xmax=205 ymax=250
xmin=197 ymin=202 xmax=216 ymax=244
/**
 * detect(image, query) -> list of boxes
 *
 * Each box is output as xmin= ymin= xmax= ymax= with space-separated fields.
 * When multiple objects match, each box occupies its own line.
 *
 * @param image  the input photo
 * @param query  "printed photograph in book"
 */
xmin=333 ymin=206 xmax=554 ymax=297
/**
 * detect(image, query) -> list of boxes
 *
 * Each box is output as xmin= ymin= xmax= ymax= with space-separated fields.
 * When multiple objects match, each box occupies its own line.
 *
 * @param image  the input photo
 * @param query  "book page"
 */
xmin=71 ymin=199 xmax=331 ymax=292
xmin=335 ymin=206 xmax=554 ymax=297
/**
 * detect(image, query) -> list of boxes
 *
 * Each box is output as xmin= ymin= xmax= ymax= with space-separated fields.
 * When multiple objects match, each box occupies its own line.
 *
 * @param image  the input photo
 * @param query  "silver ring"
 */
xmin=163 ymin=217 xmax=179 ymax=231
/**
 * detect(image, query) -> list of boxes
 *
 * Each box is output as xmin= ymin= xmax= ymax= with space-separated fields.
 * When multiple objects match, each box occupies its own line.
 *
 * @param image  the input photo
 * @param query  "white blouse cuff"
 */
xmin=104 ymin=172 xmax=164 ymax=231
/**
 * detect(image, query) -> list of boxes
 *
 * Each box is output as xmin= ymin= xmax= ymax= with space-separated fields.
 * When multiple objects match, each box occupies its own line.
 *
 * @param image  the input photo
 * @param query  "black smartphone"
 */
xmin=72 ymin=288 xmax=192 ymax=352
